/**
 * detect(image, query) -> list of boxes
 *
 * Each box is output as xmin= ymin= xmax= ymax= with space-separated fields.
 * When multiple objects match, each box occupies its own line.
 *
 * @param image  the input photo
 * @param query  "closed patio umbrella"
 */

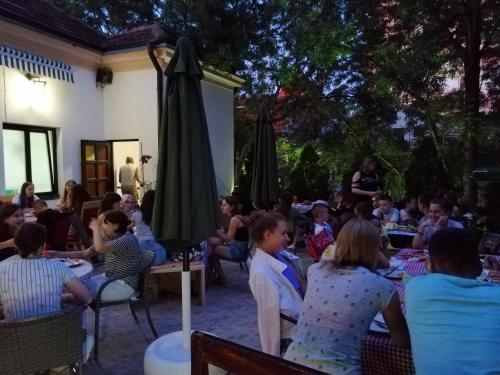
xmin=251 ymin=103 xmax=279 ymax=209
xmin=152 ymin=37 xmax=220 ymax=350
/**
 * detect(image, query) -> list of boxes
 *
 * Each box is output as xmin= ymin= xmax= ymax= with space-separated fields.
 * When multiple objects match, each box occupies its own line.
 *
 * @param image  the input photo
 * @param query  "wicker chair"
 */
xmin=0 ymin=305 xmax=86 ymax=375
xmin=89 ymin=250 xmax=158 ymax=361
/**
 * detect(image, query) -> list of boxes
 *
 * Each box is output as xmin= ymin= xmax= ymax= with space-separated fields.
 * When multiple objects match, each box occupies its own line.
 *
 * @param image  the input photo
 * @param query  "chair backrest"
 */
xmin=0 ymin=305 xmax=86 ymax=374
xmin=0 ymin=195 xmax=13 ymax=204
xmin=80 ymin=200 xmax=101 ymax=238
xmin=138 ymin=250 xmax=156 ymax=296
xmin=51 ymin=213 xmax=72 ymax=250
xmin=191 ymin=331 xmax=326 ymax=375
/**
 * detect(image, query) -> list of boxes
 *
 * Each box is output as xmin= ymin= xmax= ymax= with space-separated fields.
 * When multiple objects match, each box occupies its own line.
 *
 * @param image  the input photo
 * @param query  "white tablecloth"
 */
xmin=52 ymin=259 xmax=93 ymax=287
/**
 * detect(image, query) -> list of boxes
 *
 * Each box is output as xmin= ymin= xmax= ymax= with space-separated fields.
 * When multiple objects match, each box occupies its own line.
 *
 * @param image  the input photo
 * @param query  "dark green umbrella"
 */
xmin=251 ymin=103 xmax=279 ymax=209
xmin=151 ymin=37 xmax=220 ymax=349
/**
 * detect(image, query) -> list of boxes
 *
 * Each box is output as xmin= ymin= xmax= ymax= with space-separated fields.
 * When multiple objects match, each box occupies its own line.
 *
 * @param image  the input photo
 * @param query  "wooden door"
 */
xmin=81 ymin=140 xmax=113 ymax=199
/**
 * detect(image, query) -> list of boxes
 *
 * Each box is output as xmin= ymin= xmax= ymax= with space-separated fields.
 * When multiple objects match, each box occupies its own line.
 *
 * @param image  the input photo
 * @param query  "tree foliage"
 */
xmin=51 ymin=0 xmax=500 ymax=203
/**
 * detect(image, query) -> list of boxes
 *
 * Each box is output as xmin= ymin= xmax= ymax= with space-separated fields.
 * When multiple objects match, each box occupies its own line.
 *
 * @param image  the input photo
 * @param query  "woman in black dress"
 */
xmin=351 ymin=156 xmax=382 ymax=205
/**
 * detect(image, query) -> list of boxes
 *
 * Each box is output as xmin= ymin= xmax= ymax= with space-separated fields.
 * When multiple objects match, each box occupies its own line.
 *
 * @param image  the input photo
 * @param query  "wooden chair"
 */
xmin=66 ymin=200 xmax=101 ymax=249
xmin=80 ymin=200 xmax=101 ymax=239
xmin=0 ymin=305 xmax=86 ymax=375
xmin=89 ymin=250 xmax=158 ymax=361
xmin=49 ymin=213 xmax=72 ymax=250
xmin=0 ymin=195 xmax=13 ymax=205
xmin=191 ymin=331 xmax=327 ymax=375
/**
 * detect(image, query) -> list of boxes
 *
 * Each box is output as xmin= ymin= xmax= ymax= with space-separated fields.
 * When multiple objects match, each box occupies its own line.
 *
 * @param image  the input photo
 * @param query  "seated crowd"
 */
xmin=242 ymin=186 xmax=500 ymax=373
xmin=0 ymin=181 xmax=167 ymax=310
xmin=1 ymin=175 xmax=500 ymax=374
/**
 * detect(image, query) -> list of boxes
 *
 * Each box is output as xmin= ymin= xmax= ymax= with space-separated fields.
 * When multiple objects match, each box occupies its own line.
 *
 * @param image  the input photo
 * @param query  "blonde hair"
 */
xmin=332 ymin=219 xmax=380 ymax=271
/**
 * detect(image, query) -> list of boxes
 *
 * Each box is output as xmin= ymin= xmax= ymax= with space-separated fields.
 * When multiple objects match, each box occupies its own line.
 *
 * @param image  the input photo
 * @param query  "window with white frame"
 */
xmin=2 ymin=124 xmax=58 ymax=198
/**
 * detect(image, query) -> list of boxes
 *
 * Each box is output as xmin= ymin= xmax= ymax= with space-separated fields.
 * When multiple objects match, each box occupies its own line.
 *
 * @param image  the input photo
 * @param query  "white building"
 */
xmin=0 ymin=1 xmax=243 ymax=200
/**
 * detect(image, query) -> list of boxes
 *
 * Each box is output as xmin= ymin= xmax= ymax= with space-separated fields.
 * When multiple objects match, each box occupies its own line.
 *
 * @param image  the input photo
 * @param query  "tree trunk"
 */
xmin=428 ymin=121 xmax=451 ymax=181
xmin=234 ymin=126 xmax=256 ymax=187
xmin=461 ymin=0 xmax=482 ymax=207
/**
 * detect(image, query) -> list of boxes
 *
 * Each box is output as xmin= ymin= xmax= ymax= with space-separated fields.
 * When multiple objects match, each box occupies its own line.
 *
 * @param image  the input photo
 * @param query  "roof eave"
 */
xmin=0 ymin=14 xmax=104 ymax=52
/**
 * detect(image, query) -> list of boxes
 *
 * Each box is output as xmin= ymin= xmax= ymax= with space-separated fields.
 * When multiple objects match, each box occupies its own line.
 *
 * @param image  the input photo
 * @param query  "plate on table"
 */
xmin=55 ymin=258 xmax=82 ymax=268
xmin=377 ymin=258 xmax=405 ymax=279
xmin=396 ymin=226 xmax=418 ymax=233
xmin=369 ymin=312 xmax=389 ymax=333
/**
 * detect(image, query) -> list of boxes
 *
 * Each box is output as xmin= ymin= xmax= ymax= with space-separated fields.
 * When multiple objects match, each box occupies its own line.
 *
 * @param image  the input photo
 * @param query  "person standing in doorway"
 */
xmin=119 ymin=157 xmax=141 ymax=199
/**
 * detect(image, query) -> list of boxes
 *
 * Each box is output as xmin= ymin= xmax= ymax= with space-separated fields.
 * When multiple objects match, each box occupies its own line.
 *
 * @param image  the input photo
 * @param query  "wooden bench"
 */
xmin=191 ymin=331 xmax=326 ymax=375
xmin=148 ymin=261 xmax=205 ymax=305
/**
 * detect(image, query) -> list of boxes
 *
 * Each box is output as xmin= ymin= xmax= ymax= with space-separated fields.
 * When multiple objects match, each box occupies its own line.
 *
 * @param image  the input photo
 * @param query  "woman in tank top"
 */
xmin=207 ymin=196 xmax=250 ymax=283
xmin=351 ymin=156 xmax=382 ymax=205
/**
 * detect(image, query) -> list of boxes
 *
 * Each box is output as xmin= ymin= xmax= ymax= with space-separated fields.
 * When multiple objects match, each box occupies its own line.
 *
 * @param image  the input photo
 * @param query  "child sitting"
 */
xmin=305 ymin=200 xmax=334 ymax=261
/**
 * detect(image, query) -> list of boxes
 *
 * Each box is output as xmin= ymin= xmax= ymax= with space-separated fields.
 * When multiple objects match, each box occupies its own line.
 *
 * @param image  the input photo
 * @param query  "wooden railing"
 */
xmin=191 ymin=331 xmax=326 ymax=375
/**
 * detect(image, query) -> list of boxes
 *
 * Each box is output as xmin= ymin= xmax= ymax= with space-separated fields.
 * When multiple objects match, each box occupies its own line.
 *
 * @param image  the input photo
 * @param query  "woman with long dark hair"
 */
xmin=56 ymin=179 xmax=77 ymax=212
xmin=351 ymin=157 xmax=382 ymax=205
xmin=67 ymin=184 xmax=92 ymax=248
xmin=207 ymin=196 xmax=251 ymax=283
xmin=131 ymin=190 xmax=167 ymax=265
xmin=0 ymin=204 xmax=24 ymax=260
xmin=69 ymin=184 xmax=91 ymax=216
xmin=12 ymin=182 xmax=39 ymax=209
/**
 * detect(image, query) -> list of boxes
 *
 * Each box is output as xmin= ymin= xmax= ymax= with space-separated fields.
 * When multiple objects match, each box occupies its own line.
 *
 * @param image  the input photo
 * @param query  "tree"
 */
xmin=355 ymin=0 xmax=500 ymax=204
xmin=51 ymin=0 xmax=500 ymax=203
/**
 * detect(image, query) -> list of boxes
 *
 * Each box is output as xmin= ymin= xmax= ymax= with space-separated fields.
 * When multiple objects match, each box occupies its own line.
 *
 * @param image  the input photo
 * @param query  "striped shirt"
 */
xmin=91 ymin=232 xmax=142 ymax=289
xmin=0 ymin=256 xmax=76 ymax=321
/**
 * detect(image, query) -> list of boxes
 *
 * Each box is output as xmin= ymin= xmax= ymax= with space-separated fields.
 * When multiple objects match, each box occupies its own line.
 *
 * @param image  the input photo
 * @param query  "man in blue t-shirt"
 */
xmin=372 ymin=194 xmax=400 ymax=225
xmin=406 ymin=228 xmax=500 ymax=375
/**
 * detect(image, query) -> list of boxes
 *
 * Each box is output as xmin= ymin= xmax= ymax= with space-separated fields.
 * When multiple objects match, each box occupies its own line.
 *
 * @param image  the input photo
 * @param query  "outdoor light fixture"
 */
xmin=25 ymin=72 xmax=47 ymax=89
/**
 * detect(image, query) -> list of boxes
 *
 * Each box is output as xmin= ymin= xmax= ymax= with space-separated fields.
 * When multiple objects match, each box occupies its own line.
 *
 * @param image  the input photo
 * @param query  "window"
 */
xmin=3 ymin=124 xmax=58 ymax=198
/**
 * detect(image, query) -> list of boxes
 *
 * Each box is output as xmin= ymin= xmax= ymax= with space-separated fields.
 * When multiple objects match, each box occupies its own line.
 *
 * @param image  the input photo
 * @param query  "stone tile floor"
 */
xmin=84 ymin=261 xmax=261 ymax=374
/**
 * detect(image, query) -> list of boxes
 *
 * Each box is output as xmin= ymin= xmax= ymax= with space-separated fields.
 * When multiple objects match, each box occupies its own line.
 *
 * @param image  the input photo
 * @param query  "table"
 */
xmin=52 ymin=258 xmax=94 ymax=288
xmin=385 ymin=229 xmax=416 ymax=249
xmin=148 ymin=261 xmax=205 ymax=305
xmin=361 ymin=248 xmax=427 ymax=375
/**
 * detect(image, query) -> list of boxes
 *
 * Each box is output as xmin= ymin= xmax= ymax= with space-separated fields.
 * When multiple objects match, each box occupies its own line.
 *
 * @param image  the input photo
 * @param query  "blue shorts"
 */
xmin=227 ymin=240 xmax=248 ymax=259
xmin=138 ymin=238 xmax=167 ymax=265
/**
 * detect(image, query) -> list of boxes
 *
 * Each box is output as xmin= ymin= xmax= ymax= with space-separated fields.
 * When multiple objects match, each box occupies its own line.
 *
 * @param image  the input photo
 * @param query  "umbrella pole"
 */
xmin=182 ymin=248 xmax=191 ymax=350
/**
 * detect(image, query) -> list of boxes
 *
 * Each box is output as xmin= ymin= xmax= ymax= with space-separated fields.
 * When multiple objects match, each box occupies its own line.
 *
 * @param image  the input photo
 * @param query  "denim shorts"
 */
xmin=227 ymin=240 xmax=248 ymax=259
xmin=138 ymin=238 xmax=167 ymax=265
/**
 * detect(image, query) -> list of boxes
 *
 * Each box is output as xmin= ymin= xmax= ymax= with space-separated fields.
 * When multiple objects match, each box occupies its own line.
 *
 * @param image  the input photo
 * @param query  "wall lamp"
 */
xmin=25 ymin=73 xmax=47 ymax=89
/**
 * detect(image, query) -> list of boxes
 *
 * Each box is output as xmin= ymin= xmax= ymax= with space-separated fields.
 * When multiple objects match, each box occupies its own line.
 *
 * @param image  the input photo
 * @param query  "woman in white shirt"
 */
xmin=11 ymin=181 xmax=39 ymax=209
xmin=249 ymin=212 xmax=305 ymax=357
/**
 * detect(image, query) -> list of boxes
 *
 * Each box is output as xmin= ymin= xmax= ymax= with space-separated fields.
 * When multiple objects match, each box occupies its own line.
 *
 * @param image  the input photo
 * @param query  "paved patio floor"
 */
xmin=84 ymin=260 xmax=261 ymax=374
